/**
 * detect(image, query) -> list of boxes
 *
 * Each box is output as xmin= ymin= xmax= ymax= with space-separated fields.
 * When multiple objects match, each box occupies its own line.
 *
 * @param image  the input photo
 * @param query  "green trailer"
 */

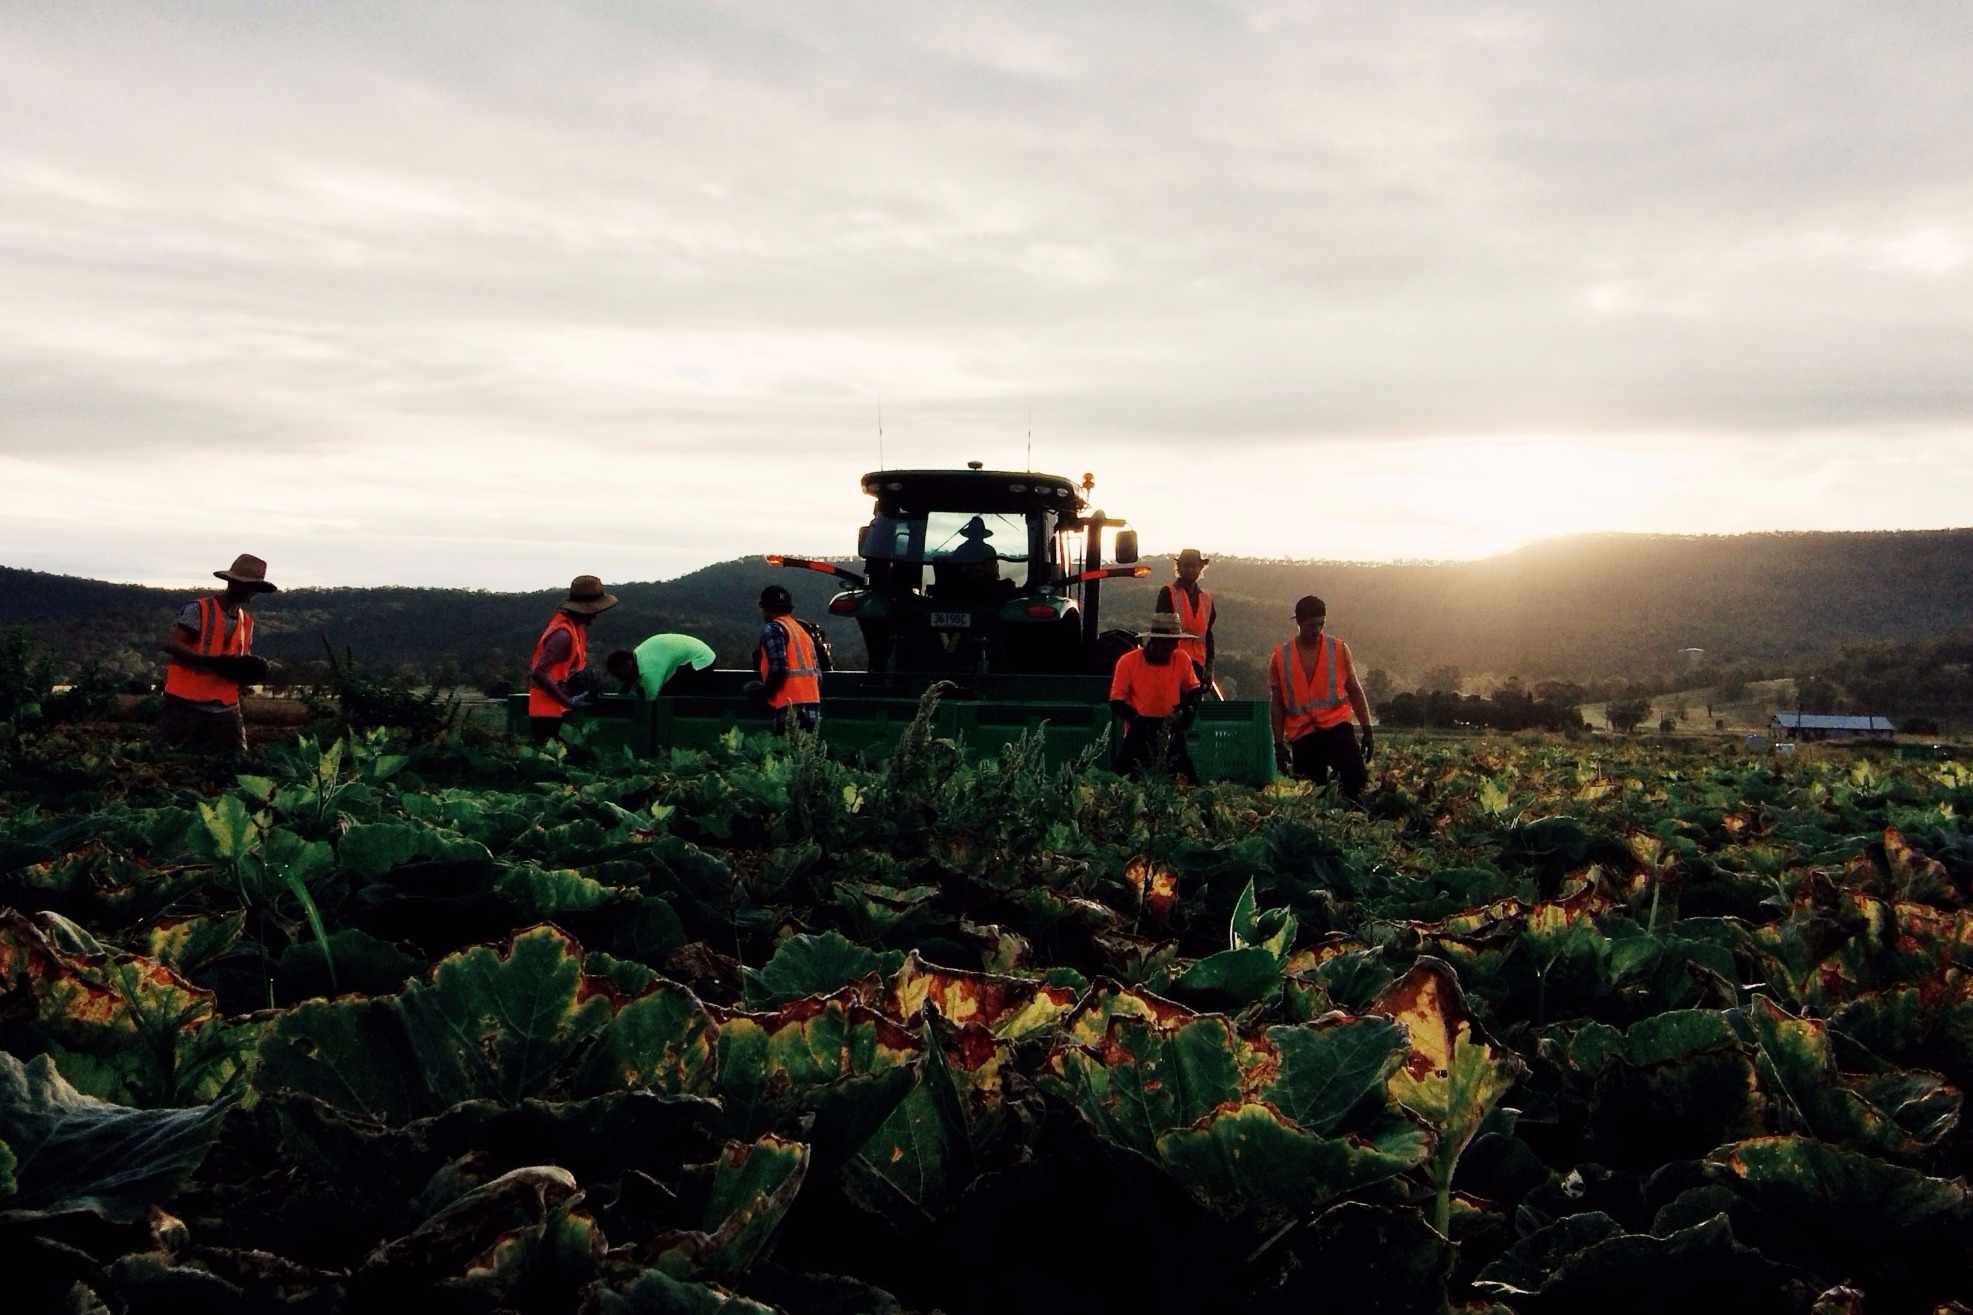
xmin=509 ymin=464 xmax=1279 ymax=784
xmin=505 ymin=672 xmax=1279 ymax=785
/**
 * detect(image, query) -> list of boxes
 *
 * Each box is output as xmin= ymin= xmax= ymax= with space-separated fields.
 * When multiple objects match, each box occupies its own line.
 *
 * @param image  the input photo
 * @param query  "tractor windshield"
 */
xmin=862 ymin=511 xmax=1034 ymax=565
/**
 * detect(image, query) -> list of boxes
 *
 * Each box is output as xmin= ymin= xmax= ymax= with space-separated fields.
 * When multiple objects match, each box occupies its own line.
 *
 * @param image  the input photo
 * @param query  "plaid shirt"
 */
xmin=758 ymin=619 xmax=790 ymax=678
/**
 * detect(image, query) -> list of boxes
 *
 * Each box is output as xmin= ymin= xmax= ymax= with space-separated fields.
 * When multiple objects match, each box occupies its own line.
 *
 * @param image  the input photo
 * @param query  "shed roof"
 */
xmin=1771 ymin=713 xmax=1894 ymax=732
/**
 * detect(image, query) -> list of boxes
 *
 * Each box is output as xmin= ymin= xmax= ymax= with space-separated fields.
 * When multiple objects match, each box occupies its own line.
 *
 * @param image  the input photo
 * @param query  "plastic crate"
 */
xmin=1188 ymin=699 xmax=1277 ymax=785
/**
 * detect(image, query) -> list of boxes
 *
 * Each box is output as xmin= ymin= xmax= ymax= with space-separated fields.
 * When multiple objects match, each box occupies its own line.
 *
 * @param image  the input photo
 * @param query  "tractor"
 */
xmin=510 ymin=464 xmax=1276 ymax=781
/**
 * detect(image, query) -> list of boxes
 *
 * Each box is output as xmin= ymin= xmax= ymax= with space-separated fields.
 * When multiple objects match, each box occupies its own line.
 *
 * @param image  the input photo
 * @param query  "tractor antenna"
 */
xmin=878 ymin=407 xmax=884 ymax=470
xmin=1026 ymin=408 xmax=1032 ymax=471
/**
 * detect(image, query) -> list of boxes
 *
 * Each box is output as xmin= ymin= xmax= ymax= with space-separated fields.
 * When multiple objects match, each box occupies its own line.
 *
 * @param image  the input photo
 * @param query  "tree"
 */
xmin=1363 ymin=667 xmax=1395 ymax=703
xmin=1421 ymin=665 xmax=1462 ymax=695
xmin=1607 ymin=698 xmax=1650 ymax=734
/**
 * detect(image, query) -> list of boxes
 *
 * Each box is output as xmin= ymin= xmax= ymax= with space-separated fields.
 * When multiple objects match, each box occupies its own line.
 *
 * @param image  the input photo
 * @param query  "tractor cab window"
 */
xmin=861 ymin=511 xmax=1038 ymax=589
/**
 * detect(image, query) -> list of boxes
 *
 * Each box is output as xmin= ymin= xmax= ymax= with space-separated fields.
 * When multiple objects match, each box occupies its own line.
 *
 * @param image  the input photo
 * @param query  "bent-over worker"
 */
xmin=527 ymin=574 xmax=618 ymax=742
xmin=158 ymin=552 xmax=278 ymax=755
xmin=755 ymin=585 xmax=822 ymax=733
xmin=606 ymin=633 xmax=717 ymax=699
xmin=1155 ymin=547 xmax=1217 ymax=694
xmin=1109 ymin=613 xmax=1204 ymax=781
xmin=1268 ymin=594 xmax=1375 ymax=799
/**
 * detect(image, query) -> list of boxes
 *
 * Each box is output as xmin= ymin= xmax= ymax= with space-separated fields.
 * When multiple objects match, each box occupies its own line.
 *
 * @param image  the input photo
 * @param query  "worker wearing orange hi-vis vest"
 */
xmin=527 ymin=575 xmax=619 ymax=742
xmin=1155 ymin=547 xmax=1218 ymax=695
xmin=754 ymin=585 xmax=825 ymax=733
xmin=158 ymin=553 xmax=277 ymax=755
xmin=1109 ymin=613 xmax=1204 ymax=780
xmin=1268 ymin=594 xmax=1376 ymax=799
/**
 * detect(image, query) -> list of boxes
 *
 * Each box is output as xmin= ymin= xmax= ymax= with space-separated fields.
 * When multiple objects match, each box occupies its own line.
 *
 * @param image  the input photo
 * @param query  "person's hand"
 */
xmin=1360 ymin=726 xmax=1376 ymax=763
xmin=1274 ymin=739 xmax=1294 ymax=775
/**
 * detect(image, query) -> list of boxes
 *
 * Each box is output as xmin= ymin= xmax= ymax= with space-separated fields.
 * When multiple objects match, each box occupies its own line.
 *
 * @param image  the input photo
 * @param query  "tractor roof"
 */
xmin=860 ymin=469 xmax=1085 ymax=515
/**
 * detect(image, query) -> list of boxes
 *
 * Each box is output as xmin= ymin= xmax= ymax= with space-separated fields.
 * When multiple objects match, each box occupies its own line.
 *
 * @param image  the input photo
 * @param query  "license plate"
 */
xmin=931 ymin=611 xmax=972 ymax=629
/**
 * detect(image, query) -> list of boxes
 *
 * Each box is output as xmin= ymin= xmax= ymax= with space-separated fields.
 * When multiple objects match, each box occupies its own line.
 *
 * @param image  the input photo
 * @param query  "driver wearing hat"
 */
xmin=158 ymin=553 xmax=278 ymax=755
xmin=527 ymin=574 xmax=619 ymax=742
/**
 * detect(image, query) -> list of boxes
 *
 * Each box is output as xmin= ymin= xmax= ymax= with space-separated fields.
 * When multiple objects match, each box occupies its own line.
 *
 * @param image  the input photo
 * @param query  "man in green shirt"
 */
xmin=606 ymin=634 xmax=717 ymax=699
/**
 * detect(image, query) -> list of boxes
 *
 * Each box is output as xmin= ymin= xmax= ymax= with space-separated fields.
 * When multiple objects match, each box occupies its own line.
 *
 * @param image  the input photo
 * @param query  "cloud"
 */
xmin=2 ymin=2 xmax=1970 ymax=586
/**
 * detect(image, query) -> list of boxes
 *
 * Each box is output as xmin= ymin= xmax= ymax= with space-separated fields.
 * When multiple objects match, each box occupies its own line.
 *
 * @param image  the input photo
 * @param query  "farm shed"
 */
xmin=1770 ymin=712 xmax=1895 ymax=741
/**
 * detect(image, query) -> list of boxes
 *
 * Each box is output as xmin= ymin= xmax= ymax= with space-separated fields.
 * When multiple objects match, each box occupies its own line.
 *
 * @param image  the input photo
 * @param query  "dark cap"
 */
xmin=759 ymin=584 xmax=794 ymax=612
xmin=1294 ymin=594 xmax=1327 ymax=621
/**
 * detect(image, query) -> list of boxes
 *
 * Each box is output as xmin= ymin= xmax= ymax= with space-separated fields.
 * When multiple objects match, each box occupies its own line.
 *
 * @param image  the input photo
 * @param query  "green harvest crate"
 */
xmin=1188 ymin=699 xmax=1277 ymax=786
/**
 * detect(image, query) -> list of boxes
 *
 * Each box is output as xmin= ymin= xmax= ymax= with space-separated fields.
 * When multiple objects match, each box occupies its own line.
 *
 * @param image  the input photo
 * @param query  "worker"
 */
xmin=605 ymin=633 xmax=717 ymax=699
xmin=527 ymin=574 xmax=618 ymax=741
xmin=158 ymin=552 xmax=277 ymax=755
xmin=1156 ymin=547 xmax=1217 ymax=695
xmin=1109 ymin=613 xmax=1204 ymax=780
xmin=1269 ymin=594 xmax=1375 ymax=799
xmin=754 ymin=584 xmax=823 ymax=733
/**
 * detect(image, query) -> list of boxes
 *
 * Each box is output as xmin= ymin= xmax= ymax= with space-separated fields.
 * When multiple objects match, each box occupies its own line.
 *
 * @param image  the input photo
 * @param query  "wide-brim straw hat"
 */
xmin=562 ymin=574 xmax=620 ymax=615
xmin=1174 ymin=547 xmax=1210 ymax=567
xmin=214 ymin=553 xmax=278 ymax=593
xmin=1141 ymin=613 xmax=1186 ymax=639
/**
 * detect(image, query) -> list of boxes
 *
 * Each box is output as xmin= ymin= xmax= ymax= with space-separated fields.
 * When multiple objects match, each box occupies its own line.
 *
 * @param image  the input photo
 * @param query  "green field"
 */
xmin=2 ymin=714 xmax=1970 ymax=1313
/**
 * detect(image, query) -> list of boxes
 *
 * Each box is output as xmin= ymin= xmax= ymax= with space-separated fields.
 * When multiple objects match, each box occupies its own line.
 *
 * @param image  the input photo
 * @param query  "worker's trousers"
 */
xmin=1290 ymin=722 xmax=1366 ymax=800
xmin=1116 ymin=716 xmax=1197 ymax=783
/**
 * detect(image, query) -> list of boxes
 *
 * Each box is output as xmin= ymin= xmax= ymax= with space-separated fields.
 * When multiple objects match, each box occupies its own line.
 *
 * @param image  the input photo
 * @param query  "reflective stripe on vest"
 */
xmin=527 ymin=613 xmax=589 ymax=718
xmin=759 ymin=616 xmax=822 ymax=708
xmin=1171 ymin=584 xmax=1212 ymax=658
xmin=1275 ymin=634 xmax=1349 ymax=739
xmin=163 ymin=595 xmax=252 ymax=705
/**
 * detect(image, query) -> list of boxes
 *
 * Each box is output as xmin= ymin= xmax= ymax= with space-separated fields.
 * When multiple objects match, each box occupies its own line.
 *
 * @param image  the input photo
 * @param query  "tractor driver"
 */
xmin=931 ymin=515 xmax=1016 ymax=604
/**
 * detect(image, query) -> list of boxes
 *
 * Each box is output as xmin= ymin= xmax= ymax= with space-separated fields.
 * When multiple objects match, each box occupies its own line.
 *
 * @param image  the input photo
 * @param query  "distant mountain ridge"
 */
xmin=5 ymin=529 xmax=1971 ymax=694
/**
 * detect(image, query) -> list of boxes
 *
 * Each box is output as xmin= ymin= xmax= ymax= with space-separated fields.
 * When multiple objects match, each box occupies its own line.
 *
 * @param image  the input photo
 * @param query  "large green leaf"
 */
xmin=591 ymin=980 xmax=717 ymax=1096
xmin=1370 ymin=957 xmax=1525 ymax=1233
xmin=337 ymin=823 xmax=495 ymax=880
xmin=196 ymin=795 xmax=259 ymax=863
xmin=1747 ymin=995 xmax=1961 ymax=1156
xmin=1261 ymin=1014 xmax=1410 ymax=1136
xmin=656 ymin=1135 xmax=810 ymax=1276
xmin=1155 ymin=1101 xmax=1432 ymax=1218
xmin=0 ymin=910 xmax=228 ymax=1106
xmin=1167 ymin=947 xmax=1283 ymax=1009
xmin=740 ymin=930 xmax=899 ymax=1009
xmin=0 ymin=1049 xmax=229 ymax=1220
xmin=398 ymin=925 xmax=615 ymax=1107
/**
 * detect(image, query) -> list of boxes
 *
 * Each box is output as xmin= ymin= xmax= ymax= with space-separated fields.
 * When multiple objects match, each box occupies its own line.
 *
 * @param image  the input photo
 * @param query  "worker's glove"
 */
xmin=742 ymin=679 xmax=769 ymax=708
xmin=1360 ymin=726 xmax=1376 ymax=764
xmin=1274 ymin=739 xmax=1294 ymax=775
xmin=565 ymin=692 xmax=596 ymax=711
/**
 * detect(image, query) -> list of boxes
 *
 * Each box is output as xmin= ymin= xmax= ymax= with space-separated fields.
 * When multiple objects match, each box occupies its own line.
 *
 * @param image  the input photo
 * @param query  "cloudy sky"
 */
xmin=3 ymin=2 xmax=1969 ymax=590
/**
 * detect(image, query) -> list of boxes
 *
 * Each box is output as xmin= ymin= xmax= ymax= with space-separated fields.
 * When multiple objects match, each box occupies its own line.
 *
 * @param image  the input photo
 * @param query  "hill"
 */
xmin=5 ymin=529 xmax=1971 ymax=697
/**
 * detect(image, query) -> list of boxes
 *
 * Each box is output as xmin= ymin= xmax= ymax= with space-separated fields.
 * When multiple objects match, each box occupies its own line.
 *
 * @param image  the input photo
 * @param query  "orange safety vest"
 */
xmin=1110 ymin=647 xmax=1200 ymax=722
xmin=163 ymin=596 xmax=254 ymax=705
xmin=1168 ymin=583 xmax=1213 ymax=663
xmin=1273 ymin=633 xmax=1353 ymax=740
xmin=528 ymin=612 xmax=589 ymax=718
xmin=758 ymin=616 xmax=822 ymax=708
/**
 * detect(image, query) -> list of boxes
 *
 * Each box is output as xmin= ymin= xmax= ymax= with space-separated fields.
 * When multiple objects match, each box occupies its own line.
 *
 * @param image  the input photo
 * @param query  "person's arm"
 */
xmin=1176 ymin=661 xmax=1204 ymax=728
xmin=1344 ymin=645 xmax=1375 ymax=762
xmin=160 ymin=624 xmax=207 ymax=668
xmin=1108 ymin=654 xmax=1136 ymax=725
xmin=1204 ymin=600 xmax=1216 ymax=670
xmin=1268 ymin=654 xmax=1286 ymax=742
xmin=759 ymin=621 xmax=789 ymax=700
xmin=1343 ymin=645 xmax=1372 ymax=729
xmin=529 ymin=629 xmax=578 ymax=710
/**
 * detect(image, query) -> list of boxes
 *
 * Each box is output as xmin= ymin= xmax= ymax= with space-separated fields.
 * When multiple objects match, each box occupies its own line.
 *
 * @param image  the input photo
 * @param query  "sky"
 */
xmin=3 ymin=1 xmax=1970 ymax=590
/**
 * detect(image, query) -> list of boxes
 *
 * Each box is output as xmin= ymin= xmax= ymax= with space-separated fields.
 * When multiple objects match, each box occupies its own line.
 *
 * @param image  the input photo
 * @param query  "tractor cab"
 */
xmin=806 ymin=466 xmax=1142 ymax=675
